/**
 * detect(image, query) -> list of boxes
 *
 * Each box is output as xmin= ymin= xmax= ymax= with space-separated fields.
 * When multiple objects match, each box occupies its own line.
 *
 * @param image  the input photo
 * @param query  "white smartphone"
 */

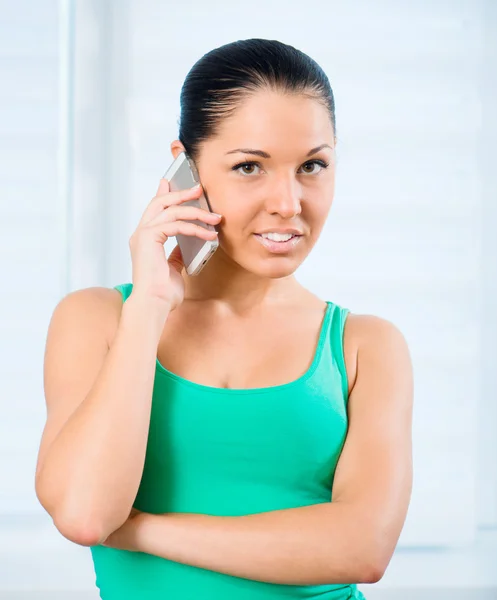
xmin=162 ymin=151 xmax=219 ymax=276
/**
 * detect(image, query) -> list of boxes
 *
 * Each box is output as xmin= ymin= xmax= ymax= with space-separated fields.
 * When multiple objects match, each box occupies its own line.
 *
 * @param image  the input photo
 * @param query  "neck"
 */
xmin=181 ymin=249 xmax=304 ymax=315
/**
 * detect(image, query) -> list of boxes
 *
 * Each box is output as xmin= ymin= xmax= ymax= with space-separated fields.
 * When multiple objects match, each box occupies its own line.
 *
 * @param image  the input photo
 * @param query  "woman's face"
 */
xmin=173 ymin=90 xmax=336 ymax=280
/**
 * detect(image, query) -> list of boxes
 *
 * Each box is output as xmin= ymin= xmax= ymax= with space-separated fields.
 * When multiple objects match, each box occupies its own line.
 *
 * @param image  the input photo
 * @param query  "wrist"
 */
xmin=121 ymin=293 xmax=171 ymax=332
xmin=127 ymin=291 xmax=172 ymax=315
xmin=134 ymin=512 xmax=162 ymax=554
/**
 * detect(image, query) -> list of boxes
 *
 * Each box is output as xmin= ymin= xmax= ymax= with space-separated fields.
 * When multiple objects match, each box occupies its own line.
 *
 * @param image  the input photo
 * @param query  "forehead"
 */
xmin=209 ymin=90 xmax=334 ymax=153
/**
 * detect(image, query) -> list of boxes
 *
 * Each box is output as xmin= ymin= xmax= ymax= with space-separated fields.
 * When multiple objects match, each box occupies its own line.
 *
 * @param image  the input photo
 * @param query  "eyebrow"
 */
xmin=225 ymin=143 xmax=333 ymax=158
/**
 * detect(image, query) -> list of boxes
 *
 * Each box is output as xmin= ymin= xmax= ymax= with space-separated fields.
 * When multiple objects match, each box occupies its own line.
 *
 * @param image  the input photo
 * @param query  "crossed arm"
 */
xmin=101 ymin=315 xmax=414 ymax=585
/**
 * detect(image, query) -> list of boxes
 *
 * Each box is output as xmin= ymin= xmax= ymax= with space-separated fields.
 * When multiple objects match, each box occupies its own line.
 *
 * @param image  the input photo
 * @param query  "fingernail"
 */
xmin=213 ymin=213 xmax=222 ymax=218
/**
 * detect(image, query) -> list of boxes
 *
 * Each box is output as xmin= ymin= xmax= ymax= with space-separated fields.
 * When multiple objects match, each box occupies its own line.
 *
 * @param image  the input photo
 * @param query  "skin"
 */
xmin=150 ymin=89 xmax=339 ymax=389
xmin=176 ymin=89 xmax=337 ymax=309
xmin=101 ymin=88 xmax=414 ymax=585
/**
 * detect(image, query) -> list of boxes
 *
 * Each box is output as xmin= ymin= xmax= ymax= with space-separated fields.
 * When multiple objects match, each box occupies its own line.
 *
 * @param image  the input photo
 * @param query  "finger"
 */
xmin=140 ymin=183 xmax=203 ymax=226
xmin=167 ymin=243 xmax=185 ymax=275
xmin=148 ymin=220 xmax=219 ymax=244
xmin=147 ymin=204 xmax=221 ymax=228
xmin=156 ymin=177 xmax=170 ymax=197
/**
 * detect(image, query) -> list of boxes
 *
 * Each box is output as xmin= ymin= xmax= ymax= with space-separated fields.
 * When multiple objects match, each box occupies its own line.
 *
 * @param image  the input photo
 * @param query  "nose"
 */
xmin=264 ymin=176 xmax=302 ymax=218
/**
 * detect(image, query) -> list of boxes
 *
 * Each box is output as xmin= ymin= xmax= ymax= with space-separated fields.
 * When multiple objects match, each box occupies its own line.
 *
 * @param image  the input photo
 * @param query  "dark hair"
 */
xmin=178 ymin=38 xmax=336 ymax=163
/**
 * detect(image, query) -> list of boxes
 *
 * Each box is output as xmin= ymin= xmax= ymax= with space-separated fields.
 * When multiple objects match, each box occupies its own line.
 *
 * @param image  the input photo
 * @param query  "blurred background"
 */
xmin=0 ymin=0 xmax=496 ymax=598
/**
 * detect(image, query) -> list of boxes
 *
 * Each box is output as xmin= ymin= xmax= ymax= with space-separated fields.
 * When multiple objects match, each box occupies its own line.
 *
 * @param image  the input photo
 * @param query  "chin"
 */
xmin=218 ymin=236 xmax=310 ymax=278
xmin=242 ymin=256 xmax=301 ymax=279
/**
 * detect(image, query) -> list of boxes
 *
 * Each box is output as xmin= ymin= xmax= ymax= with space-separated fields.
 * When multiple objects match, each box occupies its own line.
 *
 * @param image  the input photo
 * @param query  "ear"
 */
xmin=170 ymin=140 xmax=186 ymax=159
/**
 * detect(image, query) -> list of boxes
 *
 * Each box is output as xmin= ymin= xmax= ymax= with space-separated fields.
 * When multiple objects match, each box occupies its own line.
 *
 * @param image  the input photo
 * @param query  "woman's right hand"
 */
xmin=128 ymin=178 xmax=221 ymax=312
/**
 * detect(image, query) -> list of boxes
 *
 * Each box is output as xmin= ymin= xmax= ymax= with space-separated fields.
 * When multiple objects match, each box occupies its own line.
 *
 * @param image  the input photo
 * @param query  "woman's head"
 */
xmin=171 ymin=38 xmax=337 ymax=282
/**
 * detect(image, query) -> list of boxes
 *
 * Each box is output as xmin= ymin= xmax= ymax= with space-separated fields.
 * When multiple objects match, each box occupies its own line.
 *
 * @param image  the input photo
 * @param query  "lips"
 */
xmin=255 ymin=229 xmax=303 ymax=236
xmin=253 ymin=233 xmax=302 ymax=254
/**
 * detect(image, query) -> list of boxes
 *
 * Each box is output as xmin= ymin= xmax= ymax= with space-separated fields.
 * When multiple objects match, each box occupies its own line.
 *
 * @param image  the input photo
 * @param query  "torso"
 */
xmin=107 ymin=287 xmax=359 ymax=394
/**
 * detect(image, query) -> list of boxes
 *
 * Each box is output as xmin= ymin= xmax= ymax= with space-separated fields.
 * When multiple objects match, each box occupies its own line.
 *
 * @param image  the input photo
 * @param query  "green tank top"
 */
xmin=90 ymin=283 xmax=365 ymax=600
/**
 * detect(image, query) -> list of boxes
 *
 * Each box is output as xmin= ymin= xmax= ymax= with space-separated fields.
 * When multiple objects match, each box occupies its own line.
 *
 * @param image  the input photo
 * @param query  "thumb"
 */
xmin=167 ymin=243 xmax=185 ymax=275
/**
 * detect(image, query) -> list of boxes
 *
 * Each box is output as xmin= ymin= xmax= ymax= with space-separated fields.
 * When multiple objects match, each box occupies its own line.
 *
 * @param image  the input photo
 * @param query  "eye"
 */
xmin=231 ymin=161 xmax=262 ymax=176
xmin=231 ymin=159 xmax=330 ymax=177
xmin=299 ymin=160 xmax=330 ymax=174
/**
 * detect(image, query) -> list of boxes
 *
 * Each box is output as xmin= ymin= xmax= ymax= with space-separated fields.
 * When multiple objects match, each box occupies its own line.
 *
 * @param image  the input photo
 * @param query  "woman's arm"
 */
xmin=35 ymin=288 xmax=170 ymax=546
xmin=104 ymin=315 xmax=414 ymax=585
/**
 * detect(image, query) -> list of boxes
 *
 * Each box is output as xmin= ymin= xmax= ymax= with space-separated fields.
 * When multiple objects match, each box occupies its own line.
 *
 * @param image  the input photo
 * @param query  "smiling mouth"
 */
xmin=253 ymin=233 xmax=303 ymax=253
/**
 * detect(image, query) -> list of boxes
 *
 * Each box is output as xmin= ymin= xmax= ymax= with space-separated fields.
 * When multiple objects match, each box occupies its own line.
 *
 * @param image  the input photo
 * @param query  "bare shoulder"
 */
xmin=52 ymin=285 xmax=122 ymax=312
xmin=342 ymin=312 xmax=411 ymax=397
xmin=48 ymin=286 xmax=124 ymax=346
xmin=345 ymin=312 xmax=408 ymax=345
xmin=43 ymin=286 xmax=126 ymax=398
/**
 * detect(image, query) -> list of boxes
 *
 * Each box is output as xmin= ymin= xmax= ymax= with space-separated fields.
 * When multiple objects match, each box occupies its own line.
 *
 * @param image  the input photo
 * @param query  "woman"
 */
xmin=35 ymin=38 xmax=413 ymax=599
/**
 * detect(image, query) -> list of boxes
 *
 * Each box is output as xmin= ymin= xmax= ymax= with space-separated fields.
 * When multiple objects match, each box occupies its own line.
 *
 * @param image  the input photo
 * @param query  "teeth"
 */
xmin=261 ymin=232 xmax=294 ymax=242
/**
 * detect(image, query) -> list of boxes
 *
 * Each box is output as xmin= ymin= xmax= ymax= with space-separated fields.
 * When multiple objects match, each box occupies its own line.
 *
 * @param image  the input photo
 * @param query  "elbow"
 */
xmin=361 ymin=561 xmax=387 ymax=584
xmin=53 ymin=510 xmax=107 ymax=547
xmin=355 ymin=523 xmax=396 ymax=583
xmin=35 ymin=473 xmax=127 ymax=547
xmin=358 ymin=548 xmax=390 ymax=584
xmin=35 ymin=480 xmax=102 ymax=546
xmin=53 ymin=503 xmax=131 ymax=547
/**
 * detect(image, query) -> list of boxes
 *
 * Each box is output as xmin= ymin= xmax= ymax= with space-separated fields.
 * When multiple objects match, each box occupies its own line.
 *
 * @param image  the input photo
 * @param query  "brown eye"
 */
xmin=232 ymin=161 xmax=261 ymax=176
xmin=300 ymin=160 xmax=329 ymax=174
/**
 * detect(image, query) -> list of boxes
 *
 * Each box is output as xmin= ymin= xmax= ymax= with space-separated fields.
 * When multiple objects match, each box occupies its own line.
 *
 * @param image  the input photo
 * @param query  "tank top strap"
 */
xmin=316 ymin=301 xmax=351 ymax=404
xmin=114 ymin=282 xmax=133 ymax=302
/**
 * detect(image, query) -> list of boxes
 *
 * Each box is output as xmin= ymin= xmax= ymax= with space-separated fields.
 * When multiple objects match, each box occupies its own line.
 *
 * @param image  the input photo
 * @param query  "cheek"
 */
xmin=215 ymin=199 xmax=254 ymax=233
xmin=305 ymin=193 xmax=333 ymax=221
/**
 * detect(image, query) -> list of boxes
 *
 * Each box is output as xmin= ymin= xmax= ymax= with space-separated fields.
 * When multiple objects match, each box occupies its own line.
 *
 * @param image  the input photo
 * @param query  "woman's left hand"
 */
xmin=101 ymin=508 xmax=145 ymax=552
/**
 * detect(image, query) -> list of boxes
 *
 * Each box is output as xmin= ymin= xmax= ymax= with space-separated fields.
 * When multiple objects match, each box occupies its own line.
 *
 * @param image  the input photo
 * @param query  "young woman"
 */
xmin=35 ymin=38 xmax=413 ymax=599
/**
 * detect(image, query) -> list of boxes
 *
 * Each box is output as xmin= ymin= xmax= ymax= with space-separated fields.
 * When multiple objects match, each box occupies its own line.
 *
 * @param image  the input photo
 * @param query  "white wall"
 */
xmin=0 ymin=0 xmax=495 ymax=593
xmin=0 ymin=0 xmax=63 ymax=512
xmin=477 ymin=0 xmax=497 ymax=529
